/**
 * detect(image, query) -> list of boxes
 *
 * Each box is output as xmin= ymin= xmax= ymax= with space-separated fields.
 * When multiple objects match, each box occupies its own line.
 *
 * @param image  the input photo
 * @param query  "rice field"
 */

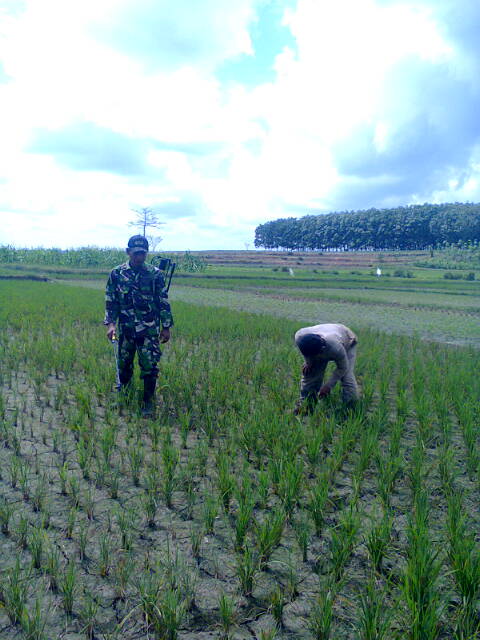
xmin=0 ymin=279 xmax=479 ymax=639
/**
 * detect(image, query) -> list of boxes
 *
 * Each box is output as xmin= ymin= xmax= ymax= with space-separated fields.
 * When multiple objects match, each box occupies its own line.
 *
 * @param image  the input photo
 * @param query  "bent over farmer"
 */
xmin=294 ymin=323 xmax=359 ymax=414
xmin=104 ymin=235 xmax=174 ymax=417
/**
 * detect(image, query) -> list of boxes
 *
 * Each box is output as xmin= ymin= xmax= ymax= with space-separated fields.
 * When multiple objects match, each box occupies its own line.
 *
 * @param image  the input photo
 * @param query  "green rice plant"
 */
xmin=365 ymin=509 xmax=393 ymax=573
xmin=179 ymin=410 xmax=192 ymax=448
xmin=76 ymin=437 xmax=93 ymax=480
xmin=190 ymin=525 xmax=203 ymax=560
xmin=98 ymin=532 xmax=112 ymax=577
xmin=68 ymin=474 xmax=81 ymax=507
xmin=148 ymin=419 xmax=162 ymax=451
xmin=115 ymin=506 xmax=136 ymax=552
xmin=162 ymin=437 xmax=179 ymax=508
xmin=113 ymin=552 xmax=134 ymax=599
xmin=202 ymin=493 xmax=219 ymax=534
xmin=0 ymin=496 xmax=13 ymax=535
xmin=79 ymin=589 xmax=99 ymax=640
xmin=57 ymin=461 xmax=69 ymax=495
xmin=59 ymin=561 xmax=78 ymax=616
xmin=402 ymin=491 xmax=442 ymax=640
xmin=9 ymin=453 xmax=20 ymax=488
xmin=259 ymin=628 xmax=279 ymax=640
xmin=305 ymin=427 xmax=325 ymax=466
xmin=375 ymin=453 xmax=402 ymax=509
xmin=254 ymin=507 xmax=286 ymax=569
xmin=257 ymin=468 xmax=270 ymax=508
xmin=309 ymin=587 xmax=335 ymax=640
xmin=293 ymin=512 xmax=312 ymax=562
xmin=44 ymin=541 xmax=60 ymax=591
xmin=232 ymin=493 xmax=255 ymax=551
xmin=329 ymin=505 xmax=360 ymax=582
xmin=218 ymin=592 xmax=236 ymax=638
xmin=407 ymin=439 xmax=427 ymax=498
xmin=193 ymin=440 xmax=209 ymax=477
xmin=276 ymin=457 xmax=303 ymax=517
xmin=308 ymin=474 xmax=330 ymax=536
xmin=16 ymin=514 xmax=29 ymax=549
xmin=216 ymin=452 xmax=236 ymax=513
xmin=143 ymin=491 xmax=158 ymax=528
xmin=108 ymin=469 xmax=120 ymax=499
xmin=127 ymin=440 xmax=144 ymax=486
xmin=355 ymin=577 xmax=393 ymax=640
xmin=66 ymin=507 xmax=77 ymax=539
xmin=28 ymin=526 xmax=45 ymax=569
xmin=1 ymin=557 xmax=30 ymax=624
xmin=20 ymin=596 xmax=49 ymax=640
xmin=269 ymin=586 xmax=285 ymax=628
xmin=235 ymin=545 xmax=258 ymax=596
xmin=438 ymin=445 xmax=456 ymax=496
xmin=453 ymin=603 xmax=480 ymax=640
xmin=82 ymin=486 xmax=95 ymax=520
xmin=446 ymin=492 xmax=480 ymax=609
xmin=78 ymin=520 xmax=89 ymax=561
xmin=152 ymin=588 xmax=187 ymax=640
xmin=19 ymin=458 xmax=30 ymax=501
xmin=31 ymin=474 xmax=48 ymax=513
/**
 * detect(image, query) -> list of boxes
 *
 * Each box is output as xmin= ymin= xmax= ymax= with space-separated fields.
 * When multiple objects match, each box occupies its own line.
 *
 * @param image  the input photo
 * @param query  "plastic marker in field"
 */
xmin=110 ymin=332 xmax=121 ymax=391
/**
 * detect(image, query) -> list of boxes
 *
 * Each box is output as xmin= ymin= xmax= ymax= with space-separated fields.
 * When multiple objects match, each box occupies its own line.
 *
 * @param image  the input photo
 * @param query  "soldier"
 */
xmin=104 ymin=235 xmax=174 ymax=417
xmin=294 ymin=323 xmax=359 ymax=415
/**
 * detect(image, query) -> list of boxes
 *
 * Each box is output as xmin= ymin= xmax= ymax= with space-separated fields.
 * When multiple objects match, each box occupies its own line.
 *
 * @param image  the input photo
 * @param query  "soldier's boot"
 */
xmin=142 ymin=375 xmax=157 ymax=418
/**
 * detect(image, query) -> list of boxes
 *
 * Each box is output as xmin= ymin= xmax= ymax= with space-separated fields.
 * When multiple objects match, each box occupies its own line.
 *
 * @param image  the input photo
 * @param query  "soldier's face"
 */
xmin=128 ymin=250 xmax=147 ymax=267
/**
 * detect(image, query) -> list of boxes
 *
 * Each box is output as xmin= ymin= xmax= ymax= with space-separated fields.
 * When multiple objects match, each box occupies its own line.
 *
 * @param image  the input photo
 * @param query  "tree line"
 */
xmin=254 ymin=203 xmax=480 ymax=251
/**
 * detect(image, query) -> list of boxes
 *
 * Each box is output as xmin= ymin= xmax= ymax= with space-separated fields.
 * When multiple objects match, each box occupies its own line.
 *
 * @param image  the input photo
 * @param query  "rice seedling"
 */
xmin=255 ymin=507 xmax=286 ymax=569
xmin=16 ymin=514 xmax=29 ymax=549
xmin=79 ymin=589 xmax=99 ymax=640
xmin=152 ymin=587 xmax=187 ymax=640
xmin=218 ymin=592 xmax=236 ymax=638
xmin=78 ymin=520 xmax=89 ymax=561
xmin=1 ymin=557 xmax=30 ymax=624
xmin=20 ymin=596 xmax=49 ymax=640
xmin=235 ymin=545 xmax=258 ymax=596
xmin=127 ymin=440 xmax=144 ymax=486
xmin=293 ymin=512 xmax=312 ymax=562
xmin=269 ymin=586 xmax=285 ymax=628
xmin=59 ymin=561 xmax=78 ymax=616
xmin=66 ymin=507 xmax=77 ymax=539
xmin=44 ymin=541 xmax=60 ymax=591
xmin=216 ymin=451 xmax=236 ymax=513
xmin=0 ymin=496 xmax=13 ymax=535
xmin=309 ymin=586 xmax=335 ymax=640
xmin=202 ymin=493 xmax=219 ymax=534
xmin=308 ymin=474 xmax=330 ymax=537
xmin=28 ymin=525 xmax=45 ymax=569
xmin=98 ymin=532 xmax=112 ymax=577
xmin=329 ymin=504 xmax=360 ymax=582
xmin=162 ymin=436 xmax=179 ymax=508
xmin=190 ymin=525 xmax=203 ymax=560
xmin=402 ymin=491 xmax=442 ymax=640
xmin=365 ymin=508 xmax=393 ymax=573
xmin=354 ymin=577 xmax=393 ymax=640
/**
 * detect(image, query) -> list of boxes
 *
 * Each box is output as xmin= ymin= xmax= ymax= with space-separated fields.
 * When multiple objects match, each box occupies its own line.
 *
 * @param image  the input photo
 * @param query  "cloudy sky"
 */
xmin=1 ymin=0 xmax=480 ymax=250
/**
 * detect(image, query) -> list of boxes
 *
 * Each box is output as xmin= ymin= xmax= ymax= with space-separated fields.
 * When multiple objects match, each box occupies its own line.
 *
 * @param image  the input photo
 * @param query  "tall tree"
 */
xmin=128 ymin=207 xmax=164 ymax=239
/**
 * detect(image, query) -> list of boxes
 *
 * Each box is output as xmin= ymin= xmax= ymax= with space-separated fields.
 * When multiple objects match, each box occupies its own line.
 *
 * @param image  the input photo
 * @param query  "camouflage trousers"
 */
xmin=118 ymin=327 xmax=161 ymax=381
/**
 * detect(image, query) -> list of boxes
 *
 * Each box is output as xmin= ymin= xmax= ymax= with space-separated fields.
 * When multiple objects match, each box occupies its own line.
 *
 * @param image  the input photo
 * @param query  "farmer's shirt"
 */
xmin=295 ymin=323 xmax=357 ymax=391
xmin=104 ymin=261 xmax=174 ymax=333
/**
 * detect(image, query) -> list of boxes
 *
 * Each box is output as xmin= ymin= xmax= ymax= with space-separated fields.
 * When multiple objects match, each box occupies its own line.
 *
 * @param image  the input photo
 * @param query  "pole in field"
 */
xmin=110 ymin=333 xmax=121 ymax=391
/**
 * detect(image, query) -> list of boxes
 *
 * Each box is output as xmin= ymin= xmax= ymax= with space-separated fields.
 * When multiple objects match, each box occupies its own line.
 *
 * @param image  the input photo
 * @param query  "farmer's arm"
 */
xmin=154 ymin=271 xmax=174 ymax=342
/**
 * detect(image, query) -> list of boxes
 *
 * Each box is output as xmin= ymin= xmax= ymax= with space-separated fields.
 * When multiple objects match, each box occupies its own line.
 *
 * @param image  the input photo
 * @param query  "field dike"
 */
xmin=0 ymin=281 xmax=479 ymax=639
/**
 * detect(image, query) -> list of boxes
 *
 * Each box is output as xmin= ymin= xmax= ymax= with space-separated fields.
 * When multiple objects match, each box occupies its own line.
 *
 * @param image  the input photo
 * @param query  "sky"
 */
xmin=1 ymin=0 xmax=480 ymax=250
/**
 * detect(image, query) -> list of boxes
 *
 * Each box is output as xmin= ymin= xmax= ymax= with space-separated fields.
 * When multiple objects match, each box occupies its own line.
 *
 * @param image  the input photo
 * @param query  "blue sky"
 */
xmin=1 ymin=0 xmax=480 ymax=249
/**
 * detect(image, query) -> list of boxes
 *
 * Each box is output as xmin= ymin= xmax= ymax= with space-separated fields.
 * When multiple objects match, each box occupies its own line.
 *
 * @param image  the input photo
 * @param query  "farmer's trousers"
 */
xmin=300 ymin=344 xmax=359 ymax=403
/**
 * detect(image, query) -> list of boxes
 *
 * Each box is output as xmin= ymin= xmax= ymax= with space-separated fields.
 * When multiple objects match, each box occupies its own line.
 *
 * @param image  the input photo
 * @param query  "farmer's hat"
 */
xmin=127 ymin=235 xmax=149 ymax=253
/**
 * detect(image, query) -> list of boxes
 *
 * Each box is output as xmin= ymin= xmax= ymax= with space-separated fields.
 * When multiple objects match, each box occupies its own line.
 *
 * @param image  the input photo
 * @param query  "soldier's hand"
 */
xmin=318 ymin=385 xmax=331 ymax=398
xmin=160 ymin=327 xmax=171 ymax=343
xmin=106 ymin=324 xmax=116 ymax=341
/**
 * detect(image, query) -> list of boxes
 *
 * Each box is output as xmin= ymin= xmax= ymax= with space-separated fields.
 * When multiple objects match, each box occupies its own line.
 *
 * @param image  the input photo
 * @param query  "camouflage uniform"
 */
xmin=104 ymin=261 xmax=174 ymax=383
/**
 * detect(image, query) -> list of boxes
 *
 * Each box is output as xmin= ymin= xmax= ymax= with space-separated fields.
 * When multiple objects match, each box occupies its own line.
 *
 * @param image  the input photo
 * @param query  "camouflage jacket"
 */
xmin=104 ymin=262 xmax=174 ymax=332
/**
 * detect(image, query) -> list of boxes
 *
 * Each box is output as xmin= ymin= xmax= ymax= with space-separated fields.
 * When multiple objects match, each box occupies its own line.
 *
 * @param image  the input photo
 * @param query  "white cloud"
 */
xmin=0 ymin=0 xmax=479 ymax=250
